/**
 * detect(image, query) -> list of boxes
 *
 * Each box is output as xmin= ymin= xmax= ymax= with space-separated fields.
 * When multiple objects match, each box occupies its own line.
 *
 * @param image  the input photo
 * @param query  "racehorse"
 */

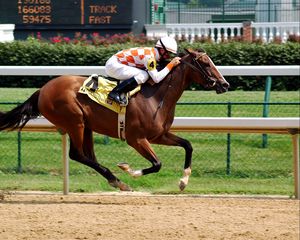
xmin=0 ymin=48 xmax=229 ymax=191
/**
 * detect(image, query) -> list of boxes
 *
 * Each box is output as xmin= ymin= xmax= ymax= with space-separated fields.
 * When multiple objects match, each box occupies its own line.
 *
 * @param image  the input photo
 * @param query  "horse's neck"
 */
xmin=138 ymin=63 xmax=189 ymax=124
xmin=165 ymin=64 xmax=189 ymax=99
xmin=151 ymin=66 xmax=189 ymax=118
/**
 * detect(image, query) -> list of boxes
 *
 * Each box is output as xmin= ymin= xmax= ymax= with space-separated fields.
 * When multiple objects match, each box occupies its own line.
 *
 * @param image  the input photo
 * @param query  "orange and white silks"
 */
xmin=105 ymin=47 xmax=174 ymax=84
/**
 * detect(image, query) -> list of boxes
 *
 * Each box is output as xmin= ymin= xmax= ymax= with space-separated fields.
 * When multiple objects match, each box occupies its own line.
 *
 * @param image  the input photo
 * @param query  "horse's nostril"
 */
xmin=222 ymin=82 xmax=230 ymax=88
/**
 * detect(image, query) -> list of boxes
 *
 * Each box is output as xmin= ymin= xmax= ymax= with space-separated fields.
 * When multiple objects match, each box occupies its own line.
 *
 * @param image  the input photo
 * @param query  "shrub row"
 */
xmin=0 ymin=38 xmax=299 ymax=90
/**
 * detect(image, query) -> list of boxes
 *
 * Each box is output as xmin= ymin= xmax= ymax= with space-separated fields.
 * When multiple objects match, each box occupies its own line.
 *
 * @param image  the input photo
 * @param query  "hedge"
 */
xmin=0 ymin=39 xmax=299 ymax=90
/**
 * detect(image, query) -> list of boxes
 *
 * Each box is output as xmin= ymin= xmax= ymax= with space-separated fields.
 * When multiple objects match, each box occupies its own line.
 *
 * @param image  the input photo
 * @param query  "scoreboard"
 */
xmin=0 ymin=0 xmax=133 ymax=38
xmin=0 ymin=0 xmax=132 ymax=25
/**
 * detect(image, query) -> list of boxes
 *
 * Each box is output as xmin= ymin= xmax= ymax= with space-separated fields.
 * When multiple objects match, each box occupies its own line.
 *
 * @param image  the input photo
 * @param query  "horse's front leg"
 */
xmin=118 ymin=138 xmax=161 ymax=177
xmin=152 ymin=132 xmax=193 ymax=191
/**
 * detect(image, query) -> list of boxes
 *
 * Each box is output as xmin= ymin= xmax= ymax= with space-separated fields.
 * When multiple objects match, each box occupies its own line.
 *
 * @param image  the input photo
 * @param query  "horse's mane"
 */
xmin=141 ymin=78 xmax=165 ymax=98
xmin=178 ymin=52 xmax=186 ymax=58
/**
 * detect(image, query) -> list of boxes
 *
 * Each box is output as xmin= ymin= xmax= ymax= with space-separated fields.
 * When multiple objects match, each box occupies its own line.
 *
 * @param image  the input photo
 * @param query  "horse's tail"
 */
xmin=0 ymin=90 xmax=40 ymax=131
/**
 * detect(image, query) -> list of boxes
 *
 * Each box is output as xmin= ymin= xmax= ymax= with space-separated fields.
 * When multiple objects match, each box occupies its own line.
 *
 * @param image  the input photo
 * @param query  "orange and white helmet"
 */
xmin=155 ymin=36 xmax=178 ymax=54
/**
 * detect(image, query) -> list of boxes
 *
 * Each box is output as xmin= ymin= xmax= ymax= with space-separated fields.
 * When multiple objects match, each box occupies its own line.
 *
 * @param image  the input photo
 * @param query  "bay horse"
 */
xmin=0 ymin=48 xmax=229 ymax=191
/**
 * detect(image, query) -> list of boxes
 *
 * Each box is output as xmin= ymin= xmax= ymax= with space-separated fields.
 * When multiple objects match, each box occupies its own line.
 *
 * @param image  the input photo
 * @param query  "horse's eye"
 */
xmin=204 ymin=62 xmax=210 ymax=67
xmin=199 ymin=60 xmax=210 ymax=67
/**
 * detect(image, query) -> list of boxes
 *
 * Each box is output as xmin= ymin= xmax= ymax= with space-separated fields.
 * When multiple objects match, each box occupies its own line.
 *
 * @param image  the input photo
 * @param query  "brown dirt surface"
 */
xmin=0 ymin=191 xmax=299 ymax=240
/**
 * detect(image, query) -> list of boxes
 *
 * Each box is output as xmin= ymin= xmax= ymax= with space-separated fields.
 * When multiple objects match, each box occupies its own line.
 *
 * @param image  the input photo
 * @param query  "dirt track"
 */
xmin=0 ymin=191 xmax=299 ymax=240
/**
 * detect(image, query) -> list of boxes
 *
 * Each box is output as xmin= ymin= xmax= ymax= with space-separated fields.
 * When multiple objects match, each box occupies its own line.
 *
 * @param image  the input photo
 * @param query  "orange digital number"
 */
xmin=22 ymin=15 xmax=29 ymax=23
xmin=22 ymin=15 xmax=51 ymax=24
xmin=18 ymin=0 xmax=51 ymax=4
xmin=40 ymin=15 xmax=51 ymax=23
xmin=20 ymin=6 xmax=51 ymax=14
xmin=40 ymin=6 xmax=51 ymax=14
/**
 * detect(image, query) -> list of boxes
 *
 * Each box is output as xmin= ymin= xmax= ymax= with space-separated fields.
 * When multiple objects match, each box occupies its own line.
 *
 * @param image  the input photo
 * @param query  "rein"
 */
xmin=156 ymin=52 xmax=210 ymax=111
xmin=157 ymin=70 xmax=173 ymax=110
xmin=180 ymin=53 xmax=213 ymax=87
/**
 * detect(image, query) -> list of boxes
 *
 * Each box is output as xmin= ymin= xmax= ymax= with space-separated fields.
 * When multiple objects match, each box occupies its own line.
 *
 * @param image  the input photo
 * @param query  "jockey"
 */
xmin=105 ymin=36 xmax=181 ymax=105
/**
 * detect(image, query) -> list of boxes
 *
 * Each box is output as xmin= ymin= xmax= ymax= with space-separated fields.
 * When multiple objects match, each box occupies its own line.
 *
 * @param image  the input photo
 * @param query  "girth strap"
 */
xmin=118 ymin=110 xmax=126 ymax=141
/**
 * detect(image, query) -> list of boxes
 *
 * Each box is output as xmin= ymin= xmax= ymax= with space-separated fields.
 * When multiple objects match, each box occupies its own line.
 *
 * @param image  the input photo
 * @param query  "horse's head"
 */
xmin=181 ymin=48 xmax=229 ymax=94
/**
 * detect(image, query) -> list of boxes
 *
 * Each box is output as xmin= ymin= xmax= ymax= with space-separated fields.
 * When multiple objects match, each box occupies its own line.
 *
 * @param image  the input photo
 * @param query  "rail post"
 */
xmin=262 ymin=76 xmax=272 ymax=148
xmin=226 ymin=102 xmax=232 ymax=175
xmin=103 ymin=136 xmax=110 ymax=145
xmin=291 ymin=132 xmax=299 ymax=199
xmin=17 ymin=131 xmax=22 ymax=173
xmin=62 ymin=134 xmax=69 ymax=195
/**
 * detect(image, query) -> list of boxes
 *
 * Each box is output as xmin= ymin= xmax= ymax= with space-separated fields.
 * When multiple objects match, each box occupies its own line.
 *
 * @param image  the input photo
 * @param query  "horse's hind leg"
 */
xmin=82 ymin=128 xmax=96 ymax=161
xmin=118 ymin=138 xmax=162 ymax=177
xmin=69 ymin=126 xmax=131 ymax=191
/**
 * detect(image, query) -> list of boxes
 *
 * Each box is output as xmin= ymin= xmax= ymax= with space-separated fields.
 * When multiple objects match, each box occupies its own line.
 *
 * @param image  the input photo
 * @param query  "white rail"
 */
xmin=20 ymin=117 xmax=300 ymax=199
xmin=0 ymin=65 xmax=299 ymax=76
xmin=145 ymin=22 xmax=300 ymax=43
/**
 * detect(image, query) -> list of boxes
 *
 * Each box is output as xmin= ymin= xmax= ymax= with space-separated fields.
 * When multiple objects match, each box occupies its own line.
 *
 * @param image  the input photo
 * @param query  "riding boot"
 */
xmin=108 ymin=77 xmax=138 ymax=105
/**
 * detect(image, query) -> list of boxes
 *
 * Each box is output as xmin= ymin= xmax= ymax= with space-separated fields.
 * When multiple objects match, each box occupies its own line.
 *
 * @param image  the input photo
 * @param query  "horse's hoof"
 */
xmin=118 ymin=182 xmax=133 ymax=192
xmin=117 ymin=162 xmax=130 ymax=171
xmin=179 ymin=179 xmax=186 ymax=191
xmin=108 ymin=180 xmax=119 ymax=189
xmin=108 ymin=180 xmax=132 ymax=192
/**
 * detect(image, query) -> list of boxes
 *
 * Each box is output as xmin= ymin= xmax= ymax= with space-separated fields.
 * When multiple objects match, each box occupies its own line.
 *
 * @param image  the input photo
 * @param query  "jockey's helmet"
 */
xmin=155 ymin=36 xmax=178 ymax=55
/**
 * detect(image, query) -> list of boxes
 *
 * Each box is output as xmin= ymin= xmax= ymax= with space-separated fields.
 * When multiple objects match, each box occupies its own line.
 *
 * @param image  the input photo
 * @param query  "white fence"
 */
xmin=145 ymin=22 xmax=300 ymax=43
xmin=0 ymin=65 xmax=299 ymax=198
xmin=146 ymin=22 xmax=244 ymax=43
xmin=0 ymin=65 xmax=299 ymax=76
xmin=252 ymin=22 xmax=300 ymax=43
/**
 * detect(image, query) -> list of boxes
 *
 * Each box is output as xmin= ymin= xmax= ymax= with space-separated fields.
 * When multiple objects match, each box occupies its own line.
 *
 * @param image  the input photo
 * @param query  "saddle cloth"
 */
xmin=78 ymin=74 xmax=141 ymax=114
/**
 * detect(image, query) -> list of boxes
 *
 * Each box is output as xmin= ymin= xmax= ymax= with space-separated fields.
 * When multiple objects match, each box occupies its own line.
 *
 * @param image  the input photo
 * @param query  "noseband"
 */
xmin=180 ymin=52 xmax=216 ymax=88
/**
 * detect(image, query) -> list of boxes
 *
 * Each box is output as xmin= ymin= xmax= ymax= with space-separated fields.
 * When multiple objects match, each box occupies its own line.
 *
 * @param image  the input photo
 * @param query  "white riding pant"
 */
xmin=105 ymin=56 xmax=149 ymax=85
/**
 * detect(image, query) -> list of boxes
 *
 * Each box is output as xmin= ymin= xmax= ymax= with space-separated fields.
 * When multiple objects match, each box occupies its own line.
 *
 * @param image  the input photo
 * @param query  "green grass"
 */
xmin=0 ymin=88 xmax=299 ymax=196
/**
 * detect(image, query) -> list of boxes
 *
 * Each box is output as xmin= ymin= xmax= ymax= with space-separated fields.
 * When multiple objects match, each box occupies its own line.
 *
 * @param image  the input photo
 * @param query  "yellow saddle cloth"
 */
xmin=78 ymin=75 xmax=141 ymax=113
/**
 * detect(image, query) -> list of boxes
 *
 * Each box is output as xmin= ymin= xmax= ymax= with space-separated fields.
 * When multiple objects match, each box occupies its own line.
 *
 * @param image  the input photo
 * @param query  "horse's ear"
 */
xmin=178 ymin=52 xmax=185 ymax=57
xmin=184 ymin=48 xmax=191 ymax=54
xmin=184 ymin=48 xmax=195 ymax=56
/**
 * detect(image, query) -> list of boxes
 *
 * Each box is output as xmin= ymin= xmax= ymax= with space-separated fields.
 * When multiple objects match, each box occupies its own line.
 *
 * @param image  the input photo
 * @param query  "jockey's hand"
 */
xmin=170 ymin=57 xmax=181 ymax=67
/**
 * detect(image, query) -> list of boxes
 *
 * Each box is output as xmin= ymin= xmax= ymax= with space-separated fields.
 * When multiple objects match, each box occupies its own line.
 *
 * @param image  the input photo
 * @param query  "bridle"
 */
xmin=158 ymin=42 xmax=214 ymax=85
xmin=180 ymin=51 xmax=216 ymax=88
xmin=156 ymin=50 xmax=217 ymax=111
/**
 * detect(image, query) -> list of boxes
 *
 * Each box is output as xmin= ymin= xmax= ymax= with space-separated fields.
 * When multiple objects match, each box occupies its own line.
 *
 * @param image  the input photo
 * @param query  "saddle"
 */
xmin=79 ymin=74 xmax=141 ymax=114
xmin=78 ymin=74 xmax=141 ymax=141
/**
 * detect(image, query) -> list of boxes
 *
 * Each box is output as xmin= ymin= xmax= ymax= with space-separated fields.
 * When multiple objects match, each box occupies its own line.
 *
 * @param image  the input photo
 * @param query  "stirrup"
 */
xmin=108 ymin=92 xmax=128 ymax=106
xmin=86 ymin=74 xmax=99 ymax=92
